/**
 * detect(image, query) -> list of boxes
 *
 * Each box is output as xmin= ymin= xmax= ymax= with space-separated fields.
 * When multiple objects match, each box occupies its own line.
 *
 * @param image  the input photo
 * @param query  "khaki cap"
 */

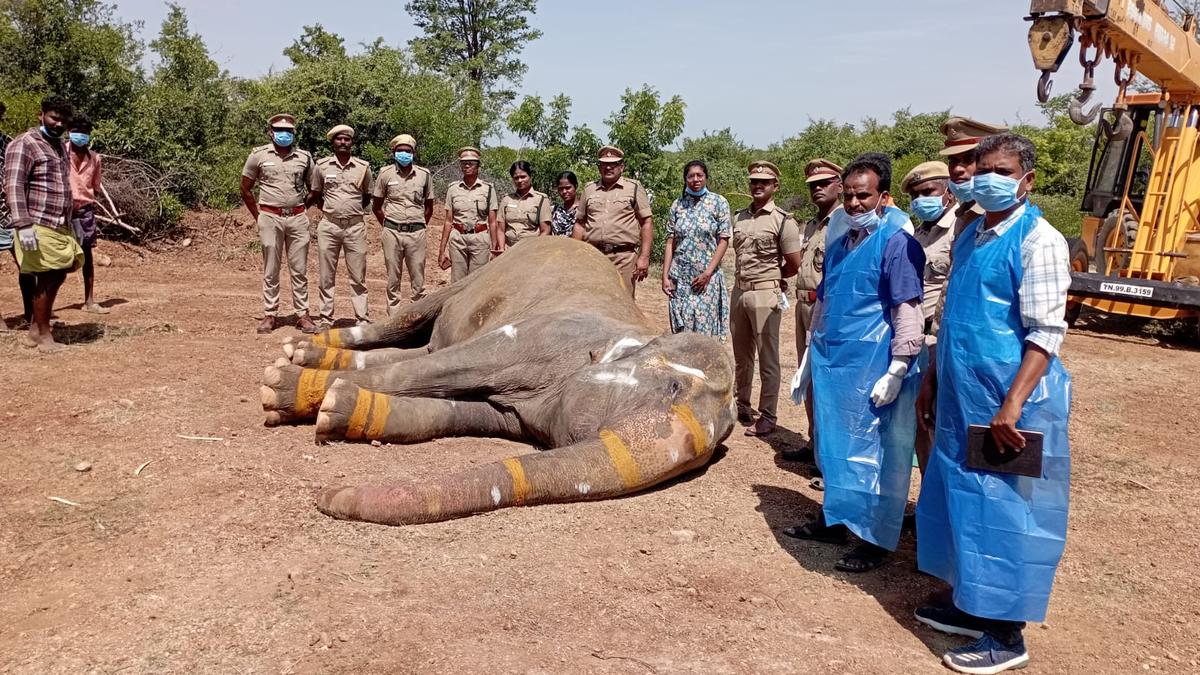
xmin=939 ymin=116 xmax=1008 ymax=156
xmin=458 ymin=146 xmax=481 ymax=161
xmin=326 ymin=124 xmax=354 ymax=140
xmin=597 ymin=145 xmax=625 ymax=163
xmin=804 ymin=158 xmax=843 ymax=183
xmin=268 ymin=113 xmax=296 ymax=130
xmin=748 ymin=161 xmax=780 ymax=180
xmin=390 ymin=134 xmax=417 ymax=150
xmin=901 ymin=161 xmax=951 ymax=193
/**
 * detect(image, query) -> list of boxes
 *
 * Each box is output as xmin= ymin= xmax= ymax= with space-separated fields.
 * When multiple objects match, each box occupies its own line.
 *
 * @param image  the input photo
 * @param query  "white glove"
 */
xmin=790 ymin=347 xmax=813 ymax=404
xmin=869 ymin=357 xmax=911 ymax=407
xmin=17 ymin=226 xmax=37 ymax=251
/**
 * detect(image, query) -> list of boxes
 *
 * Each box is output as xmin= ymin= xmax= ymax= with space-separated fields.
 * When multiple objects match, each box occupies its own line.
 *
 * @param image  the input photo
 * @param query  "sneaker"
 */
xmin=943 ymin=634 xmax=1029 ymax=674
xmin=915 ymin=604 xmax=986 ymax=638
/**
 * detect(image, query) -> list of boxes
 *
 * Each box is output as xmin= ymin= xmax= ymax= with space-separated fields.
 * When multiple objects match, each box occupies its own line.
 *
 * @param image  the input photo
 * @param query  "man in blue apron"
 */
xmin=785 ymin=152 xmax=926 ymax=574
xmin=914 ymin=133 xmax=1072 ymax=674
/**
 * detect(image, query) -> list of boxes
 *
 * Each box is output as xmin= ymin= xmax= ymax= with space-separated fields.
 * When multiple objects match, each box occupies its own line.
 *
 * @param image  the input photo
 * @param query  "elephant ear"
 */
xmin=590 ymin=336 xmax=648 ymax=364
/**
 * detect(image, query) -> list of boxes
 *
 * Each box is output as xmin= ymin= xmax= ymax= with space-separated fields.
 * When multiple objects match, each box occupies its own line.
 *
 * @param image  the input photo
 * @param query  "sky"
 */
xmin=111 ymin=0 xmax=1117 ymax=147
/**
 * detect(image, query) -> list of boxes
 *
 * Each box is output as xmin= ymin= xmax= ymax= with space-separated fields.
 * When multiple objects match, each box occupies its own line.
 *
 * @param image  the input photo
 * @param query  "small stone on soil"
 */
xmin=74 ymin=461 xmax=92 ymax=472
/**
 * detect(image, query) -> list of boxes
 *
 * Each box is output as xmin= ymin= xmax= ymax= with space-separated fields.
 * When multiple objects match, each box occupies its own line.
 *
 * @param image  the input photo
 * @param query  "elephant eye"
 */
xmin=667 ymin=380 xmax=682 ymax=397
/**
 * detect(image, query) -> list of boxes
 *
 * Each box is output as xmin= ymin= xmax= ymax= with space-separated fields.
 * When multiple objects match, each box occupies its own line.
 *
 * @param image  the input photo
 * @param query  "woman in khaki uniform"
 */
xmin=498 ymin=161 xmax=551 ymax=250
xmin=438 ymin=146 xmax=498 ymax=281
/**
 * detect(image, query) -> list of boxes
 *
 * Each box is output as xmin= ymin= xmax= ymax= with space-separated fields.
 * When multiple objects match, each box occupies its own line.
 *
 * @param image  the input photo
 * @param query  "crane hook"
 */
xmin=1037 ymin=71 xmax=1054 ymax=103
xmin=1101 ymin=109 xmax=1134 ymax=141
xmin=1069 ymin=83 xmax=1101 ymax=125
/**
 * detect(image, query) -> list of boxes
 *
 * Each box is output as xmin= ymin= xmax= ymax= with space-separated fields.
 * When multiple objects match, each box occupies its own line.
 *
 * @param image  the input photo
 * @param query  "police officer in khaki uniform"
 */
xmin=240 ymin=113 xmax=316 ymax=334
xmin=785 ymin=158 xmax=842 ymax=459
xmin=373 ymin=133 xmax=433 ymax=313
xmin=900 ymin=160 xmax=955 ymax=329
xmin=438 ymin=146 xmax=497 ymax=281
xmin=310 ymin=124 xmax=372 ymax=328
xmin=732 ymin=161 xmax=805 ymax=437
xmin=573 ymin=146 xmax=654 ymax=296
xmin=499 ymin=161 xmax=551 ymax=249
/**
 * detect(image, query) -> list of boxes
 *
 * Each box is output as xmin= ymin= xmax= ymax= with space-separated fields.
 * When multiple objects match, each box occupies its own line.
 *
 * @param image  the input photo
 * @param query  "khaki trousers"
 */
xmin=604 ymin=249 xmax=639 ymax=297
xmin=258 ymin=211 xmax=310 ymax=316
xmin=317 ymin=215 xmax=368 ymax=323
xmin=730 ymin=287 xmax=783 ymax=421
xmin=449 ymin=229 xmax=491 ymax=282
xmin=795 ymin=297 xmax=817 ymax=367
xmin=382 ymin=227 xmax=427 ymax=315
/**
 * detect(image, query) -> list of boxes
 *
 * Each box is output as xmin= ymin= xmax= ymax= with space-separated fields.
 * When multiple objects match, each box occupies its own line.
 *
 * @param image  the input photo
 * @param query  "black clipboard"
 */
xmin=965 ymin=424 xmax=1044 ymax=478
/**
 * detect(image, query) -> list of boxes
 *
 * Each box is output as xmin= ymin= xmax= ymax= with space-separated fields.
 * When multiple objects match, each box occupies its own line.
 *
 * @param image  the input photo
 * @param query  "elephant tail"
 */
xmin=316 ymin=405 xmax=718 ymax=526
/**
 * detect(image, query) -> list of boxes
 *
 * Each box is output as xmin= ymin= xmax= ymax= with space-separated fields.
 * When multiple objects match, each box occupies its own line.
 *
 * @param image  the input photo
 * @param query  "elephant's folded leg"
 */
xmin=286 ymin=343 xmax=430 ymax=370
xmin=307 ymin=284 xmax=455 ymax=350
xmin=261 ymin=364 xmax=382 ymax=425
xmin=315 ymin=380 xmax=523 ymax=444
xmin=316 ymin=406 xmax=717 ymax=525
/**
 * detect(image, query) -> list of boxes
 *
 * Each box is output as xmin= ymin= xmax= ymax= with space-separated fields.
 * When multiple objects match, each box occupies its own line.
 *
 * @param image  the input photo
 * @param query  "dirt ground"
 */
xmin=1 ymin=210 xmax=1198 ymax=674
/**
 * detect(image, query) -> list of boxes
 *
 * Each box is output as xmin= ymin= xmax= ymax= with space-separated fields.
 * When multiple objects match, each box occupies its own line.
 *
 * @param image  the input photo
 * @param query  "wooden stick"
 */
xmin=95 ymin=213 xmax=142 ymax=236
xmin=99 ymin=184 xmax=124 ymax=220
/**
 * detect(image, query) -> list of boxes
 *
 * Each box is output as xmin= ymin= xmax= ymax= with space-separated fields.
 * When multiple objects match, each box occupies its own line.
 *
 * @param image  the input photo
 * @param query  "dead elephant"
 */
xmin=260 ymin=236 xmax=736 ymax=525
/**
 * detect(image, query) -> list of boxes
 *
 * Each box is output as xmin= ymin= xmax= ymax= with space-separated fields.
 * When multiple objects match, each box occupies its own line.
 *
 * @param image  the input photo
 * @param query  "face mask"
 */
xmin=272 ymin=131 xmax=295 ymax=147
xmin=40 ymin=125 xmax=63 ymax=139
xmin=910 ymin=195 xmax=946 ymax=223
xmin=685 ymin=186 xmax=708 ymax=198
xmin=972 ymin=172 xmax=1028 ymax=212
xmin=846 ymin=208 xmax=881 ymax=231
xmin=948 ymin=178 xmax=973 ymax=202
xmin=68 ymin=132 xmax=91 ymax=147
xmin=394 ymin=151 xmax=414 ymax=166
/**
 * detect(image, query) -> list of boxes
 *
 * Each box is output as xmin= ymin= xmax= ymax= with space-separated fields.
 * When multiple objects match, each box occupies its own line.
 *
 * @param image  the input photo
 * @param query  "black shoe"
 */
xmin=780 ymin=444 xmax=814 ymax=463
xmin=915 ymin=604 xmax=987 ymax=639
xmin=736 ymin=410 xmax=755 ymax=426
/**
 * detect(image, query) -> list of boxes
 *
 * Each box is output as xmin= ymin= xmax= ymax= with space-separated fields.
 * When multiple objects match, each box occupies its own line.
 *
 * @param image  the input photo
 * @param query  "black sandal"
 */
xmin=835 ymin=542 xmax=889 ymax=573
xmin=782 ymin=517 xmax=847 ymax=544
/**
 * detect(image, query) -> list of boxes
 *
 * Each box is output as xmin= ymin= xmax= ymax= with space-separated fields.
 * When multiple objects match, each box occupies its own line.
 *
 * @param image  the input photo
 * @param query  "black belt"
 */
xmin=384 ymin=220 xmax=426 ymax=233
xmin=594 ymin=242 xmax=638 ymax=255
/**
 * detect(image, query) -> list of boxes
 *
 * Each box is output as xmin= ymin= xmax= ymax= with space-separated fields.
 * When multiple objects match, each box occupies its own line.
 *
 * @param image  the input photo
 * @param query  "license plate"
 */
xmin=1100 ymin=281 xmax=1154 ymax=298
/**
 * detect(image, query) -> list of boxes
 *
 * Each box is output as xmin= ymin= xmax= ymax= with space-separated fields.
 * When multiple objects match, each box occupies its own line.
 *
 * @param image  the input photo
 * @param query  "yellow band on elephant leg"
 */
xmin=345 ymin=388 xmax=374 ymax=440
xmin=600 ymin=430 xmax=641 ymax=489
xmin=364 ymin=392 xmax=390 ymax=438
xmin=296 ymin=369 xmax=331 ymax=416
xmin=318 ymin=349 xmax=339 ymax=370
xmin=336 ymin=350 xmax=354 ymax=369
xmin=502 ymin=457 xmax=531 ymax=504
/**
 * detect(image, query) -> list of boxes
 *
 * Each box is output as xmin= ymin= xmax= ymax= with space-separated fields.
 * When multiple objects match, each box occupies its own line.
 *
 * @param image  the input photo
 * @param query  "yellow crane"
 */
xmin=1027 ymin=0 xmax=1200 ymax=333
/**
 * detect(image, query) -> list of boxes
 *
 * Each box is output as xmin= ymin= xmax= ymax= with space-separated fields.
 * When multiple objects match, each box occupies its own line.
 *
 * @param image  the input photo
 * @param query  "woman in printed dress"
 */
xmin=662 ymin=160 xmax=731 ymax=340
xmin=550 ymin=171 xmax=579 ymax=236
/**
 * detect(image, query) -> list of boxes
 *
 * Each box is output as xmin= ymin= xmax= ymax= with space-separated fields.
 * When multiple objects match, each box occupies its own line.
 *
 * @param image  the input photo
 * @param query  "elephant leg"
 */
xmin=283 ymin=340 xmax=430 ymax=370
xmin=316 ymin=403 xmax=718 ymax=525
xmin=314 ymin=379 xmax=524 ymax=444
xmin=307 ymin=282 xmax=455 ymax=351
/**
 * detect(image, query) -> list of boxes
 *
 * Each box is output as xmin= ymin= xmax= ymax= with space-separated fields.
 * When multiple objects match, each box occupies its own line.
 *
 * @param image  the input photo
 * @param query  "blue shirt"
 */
xmin=817 ymin=228 xmax=925 ymax=308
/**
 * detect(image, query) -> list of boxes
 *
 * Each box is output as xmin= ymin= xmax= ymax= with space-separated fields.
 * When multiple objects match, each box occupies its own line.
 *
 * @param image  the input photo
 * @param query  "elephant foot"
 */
xmin=315 ymin=380 xmax=391 ymax=444
xmin=316 ymin=484 xmax=362 ymax=521
xmin=261 ymin=364 xmax=333 ymax=425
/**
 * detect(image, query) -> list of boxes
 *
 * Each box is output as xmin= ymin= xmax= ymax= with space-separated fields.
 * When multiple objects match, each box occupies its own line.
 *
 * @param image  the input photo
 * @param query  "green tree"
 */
xmin=676 ymin=128 xmax=753 ymax=211
xmin=506 ymin=93 xmax=600 ymax=194
xmin=405 ymin=0 xmax=542 ymax=143
xmin=0 ymin=0 xmax=142 ymax=120
xmin=283 ymin=24 xmax=347 ymax=65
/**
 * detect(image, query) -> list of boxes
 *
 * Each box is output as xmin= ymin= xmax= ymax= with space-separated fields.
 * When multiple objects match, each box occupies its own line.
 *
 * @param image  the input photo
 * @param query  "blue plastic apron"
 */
xmin=916 ymin=203 xmax=1071 ymax=622
xmin=813 ymin=207 xmax=923 ymax=551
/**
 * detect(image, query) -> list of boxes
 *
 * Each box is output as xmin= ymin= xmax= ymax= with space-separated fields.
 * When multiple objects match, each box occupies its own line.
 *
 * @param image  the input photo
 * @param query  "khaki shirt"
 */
xmin=311 ymin=155 xmax=372 ymax=219
xmin=374 ymin=164 xmax=433 ymax=224
xmin=445 ymin=179 xmax=498 ymax=226
xmin=241 ymin=144 xmax=313 ymax=208
xmin=500 ymin=189 xmax=551 ymax=243
xmin=913 ymin=205 xmax=956 ymax=319
xmin=930 ymin=200 xmax=985 ymax=333
xmin=576 ymin=177 xmax=652 ymax=246
xmin=796 ymin=210 xmax=833 ymax=293
xmin=731 ymin=200 xmax=803 ymax=284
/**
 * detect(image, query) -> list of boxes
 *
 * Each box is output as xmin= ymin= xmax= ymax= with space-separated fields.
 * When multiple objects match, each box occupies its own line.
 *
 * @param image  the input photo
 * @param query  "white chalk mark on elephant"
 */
xmin=591 ymin=368 xmax=639 ymax=386
xmin=349 ymin=326 xmax=364 ymax=341
xmin=575 ymin=482 xmax=591 ymax=495
xmin=354 ymin=352 xmax=366 ymax=370
xmin=498 ymin=324 xmax=517 ymax=338
xmin=599 ymin=337 xmax=644 ymax=363
xmin=491 ymin=486 xmax=502 ymax=505
xmin=666 ymin=361 xmax=707 ymax=380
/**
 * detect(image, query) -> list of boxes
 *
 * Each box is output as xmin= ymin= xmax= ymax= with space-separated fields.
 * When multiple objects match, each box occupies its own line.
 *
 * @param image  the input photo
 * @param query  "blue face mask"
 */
xmin=910 ymin=195 xmax=946 ymax=223
xmin=846 ymin=208 xmax=881 ymax=231
xmin=394 ymin=151 xmax=414 ymax=166
xmin=40 ymin=125 xmax=63 ymax=139
xmin=272 ymin=131 xmax=295 ymax=147
xmin=972 ymin=172 xmax=1028 ymax=213
xmin=685 ymin=186 xmax=708 ymax=198
xmin=948 ymin=178 xmax=973 ymax=203
xmin=68 ymin=132 xmax=91 ymax=148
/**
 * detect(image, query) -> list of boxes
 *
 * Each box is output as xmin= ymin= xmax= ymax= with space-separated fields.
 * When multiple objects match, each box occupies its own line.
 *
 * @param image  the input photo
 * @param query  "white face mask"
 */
xmin=846 ymin=208 xmax=881 ymax=231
